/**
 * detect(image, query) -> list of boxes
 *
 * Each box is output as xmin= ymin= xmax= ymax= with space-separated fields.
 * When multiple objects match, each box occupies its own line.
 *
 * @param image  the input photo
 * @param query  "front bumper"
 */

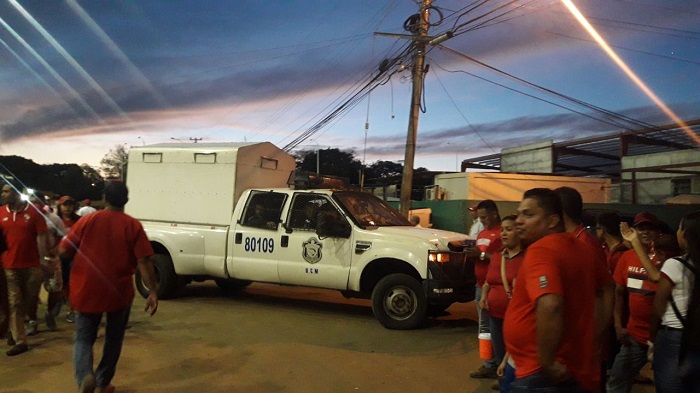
xmin=424 ymin=251 xmax=475 ymax=303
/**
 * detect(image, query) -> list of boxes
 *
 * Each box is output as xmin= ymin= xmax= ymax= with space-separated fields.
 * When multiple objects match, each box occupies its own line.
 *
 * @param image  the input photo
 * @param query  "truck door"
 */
xmin=277 ymin=193 xmax=352 ymax=289
xmin=228 ymin=191 xmax=287 ymax=283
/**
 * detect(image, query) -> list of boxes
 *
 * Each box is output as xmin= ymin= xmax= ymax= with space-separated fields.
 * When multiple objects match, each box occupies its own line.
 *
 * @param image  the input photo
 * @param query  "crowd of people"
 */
xmin=0 ymin=180 xmax=158 ymax=393
xmin=465 ymin=188 xmax=700 ymax=393
xmin=1 ymin=177 xmax=699 ymax=393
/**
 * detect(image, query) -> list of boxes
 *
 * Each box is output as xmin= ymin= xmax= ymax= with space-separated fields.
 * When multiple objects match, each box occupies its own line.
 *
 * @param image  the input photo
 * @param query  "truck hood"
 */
xmin=368 ymin=226 xmax=470 ymax=250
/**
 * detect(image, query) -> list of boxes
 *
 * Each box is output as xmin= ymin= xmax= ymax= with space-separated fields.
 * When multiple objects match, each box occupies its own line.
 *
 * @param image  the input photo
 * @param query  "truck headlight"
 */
xmin=428 ymin=251 xmax=450 ymax=263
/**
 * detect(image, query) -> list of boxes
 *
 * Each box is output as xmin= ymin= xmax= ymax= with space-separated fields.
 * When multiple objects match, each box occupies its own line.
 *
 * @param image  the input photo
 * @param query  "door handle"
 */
xmin=281 ymin=235 xmax=289 ymax=248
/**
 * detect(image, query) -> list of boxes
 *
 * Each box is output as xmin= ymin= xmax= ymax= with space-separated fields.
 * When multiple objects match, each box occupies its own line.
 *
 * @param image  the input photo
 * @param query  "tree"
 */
xmin=366 ymin=160 xmax=404 ymax=180
xmin=100 ymin=144 xmax=129 ymax=180
xmin=296 ymin=148 xmax=363 ymax=184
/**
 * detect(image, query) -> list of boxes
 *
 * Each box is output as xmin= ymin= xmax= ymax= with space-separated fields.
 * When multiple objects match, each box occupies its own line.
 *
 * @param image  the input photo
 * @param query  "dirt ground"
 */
xmin=1 ymin=283 xmax=655 ymax=393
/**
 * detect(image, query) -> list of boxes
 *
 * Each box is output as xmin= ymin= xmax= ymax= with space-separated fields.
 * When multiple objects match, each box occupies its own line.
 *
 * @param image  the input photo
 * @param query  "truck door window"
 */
xmin=288 ymin=194 xmax=331 ymax=230
xmin=241 ymin=192 xmax=287 ymax=230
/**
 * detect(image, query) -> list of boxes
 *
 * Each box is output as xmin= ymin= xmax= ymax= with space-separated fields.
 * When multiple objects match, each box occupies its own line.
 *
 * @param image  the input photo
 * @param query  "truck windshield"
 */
xmin=334 ymin=192 xmax=412 ymax=227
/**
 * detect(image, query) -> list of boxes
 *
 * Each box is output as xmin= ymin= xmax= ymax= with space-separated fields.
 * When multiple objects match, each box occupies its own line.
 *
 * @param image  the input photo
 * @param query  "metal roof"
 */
xmin=461 ymin=119 xmax=700 ymax=178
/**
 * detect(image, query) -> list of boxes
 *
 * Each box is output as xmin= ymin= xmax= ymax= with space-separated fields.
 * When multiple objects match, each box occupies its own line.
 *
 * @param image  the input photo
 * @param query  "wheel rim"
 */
xmin=383 ymin=286 xmax=417 ymax=321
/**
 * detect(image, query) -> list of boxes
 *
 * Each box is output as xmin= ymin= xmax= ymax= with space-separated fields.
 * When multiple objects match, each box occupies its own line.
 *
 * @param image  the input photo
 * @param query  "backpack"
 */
xmin=669 ymin=256 xmax=700 ymax=355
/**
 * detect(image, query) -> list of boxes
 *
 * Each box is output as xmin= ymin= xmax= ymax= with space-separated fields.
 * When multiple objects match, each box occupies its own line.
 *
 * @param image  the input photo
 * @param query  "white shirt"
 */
xmin=469 ymin=218 xmax=484 ymax=238
xmin=660 ymin=255 xmax=694 ymax=329
xmin=77 ymin=206 xmax=97 ymax=216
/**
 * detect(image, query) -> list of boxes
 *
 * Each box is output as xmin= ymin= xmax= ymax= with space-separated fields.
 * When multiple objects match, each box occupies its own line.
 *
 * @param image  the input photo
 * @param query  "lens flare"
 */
xmin=561 ymin=0 xmax=699 ymax=145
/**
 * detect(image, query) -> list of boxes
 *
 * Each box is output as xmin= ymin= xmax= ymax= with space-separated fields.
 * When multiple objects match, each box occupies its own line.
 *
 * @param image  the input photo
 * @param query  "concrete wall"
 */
xmin=621 ymin=149 xmax=700 ymax=204
xmin=434 ymin=172 xmax=609 ymax=203
xmin=501 ymin=140 xmax=553 ymax=173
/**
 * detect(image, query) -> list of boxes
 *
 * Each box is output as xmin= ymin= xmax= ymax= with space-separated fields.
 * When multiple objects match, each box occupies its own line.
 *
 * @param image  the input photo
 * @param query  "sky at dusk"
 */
xmin=0 ymin=0 xmax=698 ymax=172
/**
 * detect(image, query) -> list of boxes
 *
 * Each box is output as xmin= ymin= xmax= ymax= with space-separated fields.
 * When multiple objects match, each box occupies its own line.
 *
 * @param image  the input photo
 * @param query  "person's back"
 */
xmin=68 ymin=209 xmax=150 ymax=313
xmin=505 ymin=231 xmax=604 ymax=392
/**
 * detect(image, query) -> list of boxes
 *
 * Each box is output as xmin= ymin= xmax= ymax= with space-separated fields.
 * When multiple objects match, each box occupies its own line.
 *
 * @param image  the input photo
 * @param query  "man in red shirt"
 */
xmin=59 ymin=181 xmax=159 ymax=393
xmin=504 ymin=188 xmax=611 ymax=392
xmin=468 ymin=199 xmax=503 ymax=379
xmin=0 ymin=182 xmax=49 ymax=356
xmin=607 ymin=212 xmax=662 ymax=393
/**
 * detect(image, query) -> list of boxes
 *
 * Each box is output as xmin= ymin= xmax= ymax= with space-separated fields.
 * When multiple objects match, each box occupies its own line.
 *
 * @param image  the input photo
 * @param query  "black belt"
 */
xmin=661 ymin=325 xmax=683 ymax=331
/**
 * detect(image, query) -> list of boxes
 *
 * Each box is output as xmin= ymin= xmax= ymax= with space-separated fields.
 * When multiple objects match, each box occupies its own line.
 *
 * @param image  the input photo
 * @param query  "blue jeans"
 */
xmin=607 ymin=338 xmax=648 ymax=393
xmin=475 ymin=285 xmax=497 ymax=369
xmin=510 ymin=371 xmax=585 ymax=393
xmin=489 ymin=316 xmax=505 ymax=365
xmin=500 ymin=363 xmax=515 ymax=393
xmin=74 ymin=306 xmax=131 ymax=388
xmin=653 ymin=327 xmax=683 ymax=393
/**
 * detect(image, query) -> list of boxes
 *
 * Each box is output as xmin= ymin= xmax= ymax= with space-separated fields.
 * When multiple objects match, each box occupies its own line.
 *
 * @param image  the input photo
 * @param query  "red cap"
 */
xmin=469 ymin=204 xmax=478 ymax=211
xmin=634 ymin=212 xmax=661 ymax=228
xmin=58 ymin=195 xmax=75 ymax=205
xmin=83 ymin=199 xmax=91 ymax=205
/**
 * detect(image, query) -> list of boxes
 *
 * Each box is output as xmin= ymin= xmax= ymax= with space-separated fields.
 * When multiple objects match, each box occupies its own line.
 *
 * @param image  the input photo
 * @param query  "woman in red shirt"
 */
xmin=480 ymin=214 xmax=525 ymax=388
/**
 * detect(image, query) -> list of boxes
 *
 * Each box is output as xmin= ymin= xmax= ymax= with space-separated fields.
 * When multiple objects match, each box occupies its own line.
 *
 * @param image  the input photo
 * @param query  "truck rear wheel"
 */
xmin=371 ymin=273 xmax=427 ymax=330
xmin=135 ymin=254 xmax=180 ymax=299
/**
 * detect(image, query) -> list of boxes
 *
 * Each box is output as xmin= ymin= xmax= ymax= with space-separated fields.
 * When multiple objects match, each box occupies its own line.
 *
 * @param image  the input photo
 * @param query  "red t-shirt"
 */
xmin=613 ymin=250 xmax=660 ymax=344
xmin=61 ymin=216 xmax=79 ymax=232
xmin=475 ymin=225 xmax=502 ymax=286
xmin=0 ymin=204 xmax=48 ymax=269
xmin=606 ymin=243 xmax=628 ymax=275
xmin=504 ymin=232 xmax=609 ymax=393
xmin=60 ymin=210 xmax=154 ymax=313
xmin=485 ymin=250 xmax=524 ymax=318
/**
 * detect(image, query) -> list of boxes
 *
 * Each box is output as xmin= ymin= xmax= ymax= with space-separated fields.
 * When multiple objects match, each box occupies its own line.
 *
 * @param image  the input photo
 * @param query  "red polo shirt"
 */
xmin=475 ymin=225 xmax=502 ymax=287
xmin=0 ymin=204 xmax=48 ymax=269
xmin=485 ymin=249 xmax=524 ymax=318
xmin=60 ymin=210 xmax=154 ymax=313
xmin=504 ymin=232 xmax=609 ymax=393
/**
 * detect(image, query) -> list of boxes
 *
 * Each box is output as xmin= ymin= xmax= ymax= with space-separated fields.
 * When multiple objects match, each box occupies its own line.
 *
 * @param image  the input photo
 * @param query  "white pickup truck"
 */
xmin=126 ymin=142 xmax=475 ymax=329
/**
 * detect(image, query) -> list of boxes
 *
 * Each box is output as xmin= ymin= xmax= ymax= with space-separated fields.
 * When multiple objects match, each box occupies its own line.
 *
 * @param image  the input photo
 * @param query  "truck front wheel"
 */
xmin=371 ymin=273 xmax=427 ymax=330
xmin=135 ymin=254 xmax=179 ymax=299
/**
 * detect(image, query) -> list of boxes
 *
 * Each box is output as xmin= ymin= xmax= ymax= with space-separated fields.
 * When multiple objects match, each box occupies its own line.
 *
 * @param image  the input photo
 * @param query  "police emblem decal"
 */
xmin=302 ymin=238 xmax=322 ymax=264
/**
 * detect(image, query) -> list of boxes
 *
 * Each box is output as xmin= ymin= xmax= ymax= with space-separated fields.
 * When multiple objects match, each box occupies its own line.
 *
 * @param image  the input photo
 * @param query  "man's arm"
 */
xmin=620 ymin=223 xmax=660 ymax=282
xmin=536 ymin=293 xmax=568 ymax=382
xmin=596 ymin=282 xmax=615 ymax=337
xmin=612 ymin=284 xmax=629 ymax=343
xmin=37 ymin=232 xmax=50 ymax=259
xmin=137 ymin=256 xmax=159 ymax=316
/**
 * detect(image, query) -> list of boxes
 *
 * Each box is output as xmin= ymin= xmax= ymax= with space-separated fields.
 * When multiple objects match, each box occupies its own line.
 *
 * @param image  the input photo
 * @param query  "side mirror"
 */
xmin=317 ymin=212 xmax=351 ymax=238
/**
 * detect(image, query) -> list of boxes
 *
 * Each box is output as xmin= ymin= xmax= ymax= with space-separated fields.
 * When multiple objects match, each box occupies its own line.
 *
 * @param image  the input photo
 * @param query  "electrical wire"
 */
xmin=439 ymin=45 xmax=658 ymax=130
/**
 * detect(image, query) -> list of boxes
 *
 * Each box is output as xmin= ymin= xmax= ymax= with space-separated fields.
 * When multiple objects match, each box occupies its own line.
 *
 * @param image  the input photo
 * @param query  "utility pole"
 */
xmin=189 ymin=137 xmax=202 ymax=143
xmin=399 ymin=0 xmax=430 ymax=217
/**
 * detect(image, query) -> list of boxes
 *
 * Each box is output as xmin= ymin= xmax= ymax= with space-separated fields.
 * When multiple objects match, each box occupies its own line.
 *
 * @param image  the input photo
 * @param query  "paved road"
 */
xmin=3 ymin=283 xmax=655 ymax=393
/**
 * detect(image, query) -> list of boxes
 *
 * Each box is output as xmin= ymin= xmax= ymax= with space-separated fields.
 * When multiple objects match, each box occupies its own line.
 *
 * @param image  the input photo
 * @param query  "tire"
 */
xmin=135 ymin=254 xmax=180 ymax=299
xmin=371 ymin=273 xmax=427 ymax=330
xmin=215 ymin=278 xmax=252 ymax=294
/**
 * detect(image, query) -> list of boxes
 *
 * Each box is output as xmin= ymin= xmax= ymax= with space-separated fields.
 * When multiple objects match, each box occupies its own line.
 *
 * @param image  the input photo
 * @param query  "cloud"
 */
xmin=358 ymin=102 xmax=700 ymax=156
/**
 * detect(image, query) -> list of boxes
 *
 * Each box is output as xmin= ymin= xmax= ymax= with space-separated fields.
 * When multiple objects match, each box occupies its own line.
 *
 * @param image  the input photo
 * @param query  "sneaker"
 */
xmin=469 ymin=365 xmax=498 ymax=379
xmin=79 ymin=375 xmax=96 ymax=393
xmin=6 ymin=343 xmax=28 ymax=356
xmin=96 ymin=385 xmax=115 ymax=393
xmin=45 ymin=312 xmax=57 ymax=331
xmin=26 ymin=320 xmax=38 ymax=336
xmin=66 ymin=311 xmax=77 ymax=323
